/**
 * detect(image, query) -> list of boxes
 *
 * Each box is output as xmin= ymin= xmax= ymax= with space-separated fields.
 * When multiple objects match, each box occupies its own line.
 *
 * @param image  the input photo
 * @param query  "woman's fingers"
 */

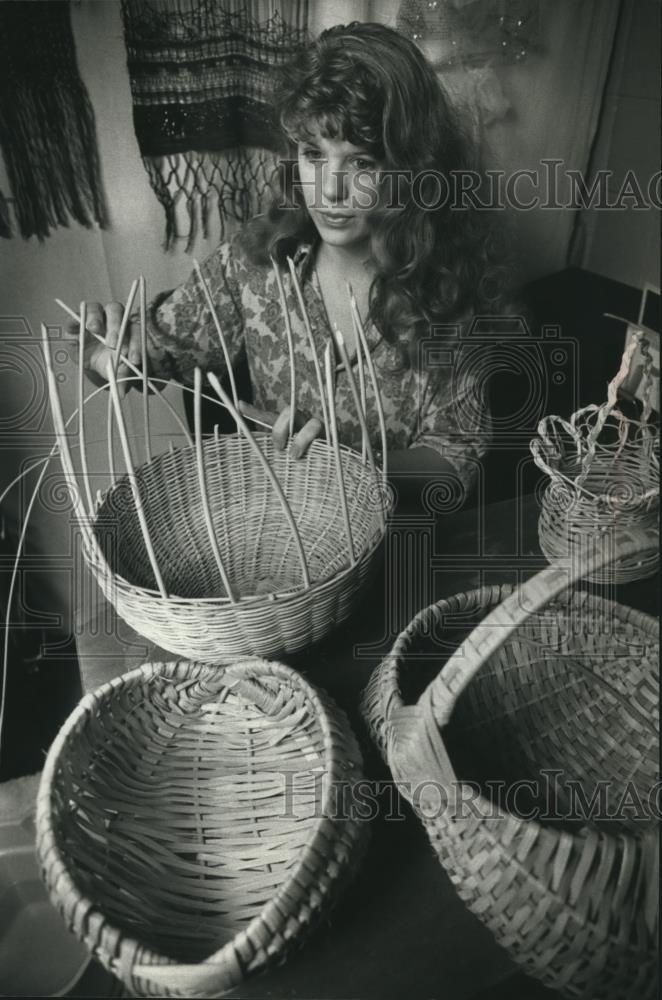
xmin=64 ymin=301 xmax=104 ymax=348
xmin=237 ymin=403 xmax=321 ymax=456
xmin=85 ymin=302 xmax=106 ymax=339
xmin=64 ymin=300 xmax=138 ymax=394
xmin=272 ymin=406 xmax=294 ymax=450
xmin=292 ymin=417 xmax=323 ymax=458
xmin=110 ymin=306 xmax=142 ymax=394
xmin=64 ymin=301 xmax=106 ymax=388
xmin=104 ymin=302 xmax=124 ymax=348
xmin=127 ymin=319 xmax=143 ymax=369
xmin=86 ymin=303 xmax=123 ymax=388
xmin=273 ymin=409 xmax=323 ymax=455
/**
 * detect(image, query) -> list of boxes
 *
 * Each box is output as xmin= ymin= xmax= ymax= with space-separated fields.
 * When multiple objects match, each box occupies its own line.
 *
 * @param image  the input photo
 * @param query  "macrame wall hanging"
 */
xmin=0 ymin=1 xmax=107 ymax=240
xmin=397 ymin=0 xmax=541 ymax=126
xmin=120 ymin=0 xmax=309 ymax=251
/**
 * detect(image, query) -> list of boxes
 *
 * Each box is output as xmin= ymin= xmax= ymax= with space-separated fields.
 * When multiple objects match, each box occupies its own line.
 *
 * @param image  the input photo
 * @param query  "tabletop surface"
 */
xmin=73 ymin=490 xmax=659 ymax=1000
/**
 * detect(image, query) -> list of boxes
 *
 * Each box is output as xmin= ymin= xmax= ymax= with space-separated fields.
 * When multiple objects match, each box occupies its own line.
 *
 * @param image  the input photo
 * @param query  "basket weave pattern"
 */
xmin=535 ymin=412 xmax=659 ymax=584
xmin=362 ymin=533 xmax=659 ymax=999
xmin=89 ymin=434 xmax=384 ymax=661
xmin=37 ymin=658 xmax=368 ymax=998
xmin=532 ymin=332 xmax=659 ymax=584
xmin=45 ymin=268 xmax=389 ymax=664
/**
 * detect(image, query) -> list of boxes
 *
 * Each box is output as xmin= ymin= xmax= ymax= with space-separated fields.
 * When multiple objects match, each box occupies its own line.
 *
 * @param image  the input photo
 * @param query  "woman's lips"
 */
xmin=316 ymin=210 xmax=355 ymax=226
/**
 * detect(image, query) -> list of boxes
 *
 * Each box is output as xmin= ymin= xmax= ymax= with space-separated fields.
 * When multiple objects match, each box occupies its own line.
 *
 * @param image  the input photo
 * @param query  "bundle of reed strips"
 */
xmin=362 ymin=528 xmax=659 ymax=999
xmin=37 ymin=657 xmax=369 ymax=998
xmin=531 ymin=330 xmax=659 ymax=584
xmin=47 ymin=260 xmax=389 ymax=661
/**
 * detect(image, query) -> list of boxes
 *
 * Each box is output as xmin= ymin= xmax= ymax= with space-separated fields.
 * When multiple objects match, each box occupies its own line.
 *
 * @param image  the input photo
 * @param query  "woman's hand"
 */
xmin=238 ymin=403 xmax=323 ymax=458
xmin=65 ymin=302 xmax=142 ymax=396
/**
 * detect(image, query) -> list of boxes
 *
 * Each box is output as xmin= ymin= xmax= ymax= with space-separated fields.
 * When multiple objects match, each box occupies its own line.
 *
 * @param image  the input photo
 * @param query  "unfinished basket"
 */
xmin=87 ymin=431 xmax=385 ymax=660
xmin=531 ymin=330 xmax=659 ymax=584
xmin=37 ymin=657 xmax=368 ymax=998
xmin=46 ymin=261 xmax=389 ymax=662
xmin=362 ymin=528 xmax=659 ymax=1000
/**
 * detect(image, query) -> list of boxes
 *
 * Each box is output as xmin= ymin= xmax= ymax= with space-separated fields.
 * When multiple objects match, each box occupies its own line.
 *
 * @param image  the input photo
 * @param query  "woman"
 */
xmin=74 ymin=22 xmax=506 ymax=500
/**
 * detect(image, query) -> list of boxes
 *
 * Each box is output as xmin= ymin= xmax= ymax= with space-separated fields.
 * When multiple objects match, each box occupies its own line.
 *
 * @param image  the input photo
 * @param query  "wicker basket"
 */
xmin=531 ymin=330 xmax=659 ymax=584
xmin=44 ymin=263 xmax=390 ymax=662
xmin=88 ymin=432 xmax=384 ymax=660
xmin=362 ymin=529 xmax=659 ymax=1000
xmin=37 ymin=657 xmax=368 ymax=998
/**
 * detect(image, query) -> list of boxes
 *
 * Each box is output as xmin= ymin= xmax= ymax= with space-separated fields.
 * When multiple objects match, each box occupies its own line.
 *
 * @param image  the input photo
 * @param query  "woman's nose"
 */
xmin=321 ymin=162 xmax=349 ymax=204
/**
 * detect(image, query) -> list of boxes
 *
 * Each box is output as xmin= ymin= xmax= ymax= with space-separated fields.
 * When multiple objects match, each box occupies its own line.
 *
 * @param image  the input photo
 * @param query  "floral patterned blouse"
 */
xmin=145 ymin=229 xmax=491 ymax=495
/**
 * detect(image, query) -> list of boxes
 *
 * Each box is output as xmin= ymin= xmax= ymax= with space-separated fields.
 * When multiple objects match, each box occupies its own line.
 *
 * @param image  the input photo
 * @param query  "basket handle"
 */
xmin=574 ymin=330 xmax=645 ymax=487
xmin=531 ymin=329 xmax=653 ymax=490
xmin=130 ymin=957 xmax=241 ymax=994
xmin=604 ymin=315 xmax=658 ymax=423
xmin=530 ymin=427 xmax=577 ymax=485
xmin=391 ymin=527 xmax=658 ymax=791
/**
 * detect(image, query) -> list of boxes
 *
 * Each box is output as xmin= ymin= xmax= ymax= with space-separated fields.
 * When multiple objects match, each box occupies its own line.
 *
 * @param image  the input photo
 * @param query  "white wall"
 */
xmin=485 ymin=0 xmax=620 ymax=281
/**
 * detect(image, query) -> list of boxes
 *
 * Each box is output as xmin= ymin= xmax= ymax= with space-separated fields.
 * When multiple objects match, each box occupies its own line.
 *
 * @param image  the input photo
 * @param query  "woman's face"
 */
xmin=296 ymin=128 xmax=382 ymax=250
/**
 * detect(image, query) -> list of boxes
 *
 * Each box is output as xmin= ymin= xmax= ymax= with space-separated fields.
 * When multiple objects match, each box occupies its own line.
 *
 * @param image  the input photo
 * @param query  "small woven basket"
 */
xmin=37 ymin=658 xmax=368 ymax=998
xmin=531 ymin=330 xmax=659 ymax=584
xmin=362 ymin=529 xmax=659 ymax=1000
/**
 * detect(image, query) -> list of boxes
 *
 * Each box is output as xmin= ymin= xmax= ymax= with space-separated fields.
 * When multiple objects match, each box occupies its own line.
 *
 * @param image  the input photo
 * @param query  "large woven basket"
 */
xmin=44 ymin=263 xmax=390 ymax=662
xmin=37 ymin=658 xmax=368 ymax=998
xmin=362 ymin=529 xmax=659 ymax=1000
xmin=89 ymin=433 xmax=385 ymax=660
xmin=531 ymin=330 xmax=659 ymax=584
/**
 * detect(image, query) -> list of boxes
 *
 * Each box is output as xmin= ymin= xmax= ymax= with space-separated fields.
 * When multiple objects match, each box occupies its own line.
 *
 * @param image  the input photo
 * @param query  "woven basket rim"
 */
xmin=391 ymin=584 xmax=658 ymax=700
xmin=541 ymin=467 xmax=660 ymax=508
xmin=90 ymin=435 xmax=388 ymax=603
xmin=533 ymin=410 xmax=660 ymax=507
xmin=87 ymin=525 xmax=384 ymax=605
xmin=372 ymin=586 xmax=658 ymax=840
xmin=36 ymin=657 xmax=364 ymax=985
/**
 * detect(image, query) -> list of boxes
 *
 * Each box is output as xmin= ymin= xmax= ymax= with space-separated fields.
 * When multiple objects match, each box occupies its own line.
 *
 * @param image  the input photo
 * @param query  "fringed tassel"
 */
xmin=0 ymin=2 xmax=107 ymax=241
xmin=0 ymin=81 xmax=107 ymax=240
xmin=143 ymin=148 xmax=280 ymax=252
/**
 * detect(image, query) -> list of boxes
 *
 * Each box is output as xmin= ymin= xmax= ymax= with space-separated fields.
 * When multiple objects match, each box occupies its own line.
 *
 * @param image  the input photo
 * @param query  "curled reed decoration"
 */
xmin=531 ymin=329 xmax=659 ymax=583
xmin=362 ymin=527 xmax=659 ymax=1000
xmin=49 ymin=262 xmax=389 ymax=662
xmin=37 ymin=658 xmax=369 ymax=998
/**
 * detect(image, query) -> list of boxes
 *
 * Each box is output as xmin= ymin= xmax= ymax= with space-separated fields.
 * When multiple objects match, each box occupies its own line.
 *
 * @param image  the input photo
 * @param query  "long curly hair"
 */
xmin=241 ymin=21 xmax=509 ymax=368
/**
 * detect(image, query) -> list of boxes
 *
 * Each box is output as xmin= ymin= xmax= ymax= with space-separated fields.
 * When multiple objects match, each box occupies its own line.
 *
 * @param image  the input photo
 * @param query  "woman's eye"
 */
xmin=302 ymin=148 xmax=323 ymax=161
xmin=353 ymin=158 xmax=377 ymax=171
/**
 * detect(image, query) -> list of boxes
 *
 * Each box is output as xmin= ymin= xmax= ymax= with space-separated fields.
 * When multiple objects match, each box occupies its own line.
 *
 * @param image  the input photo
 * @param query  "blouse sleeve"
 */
xmin=409 ymin=359 xmax=492 ymax=497
xmin=144 ymin=238 xmax=245 ymax=386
